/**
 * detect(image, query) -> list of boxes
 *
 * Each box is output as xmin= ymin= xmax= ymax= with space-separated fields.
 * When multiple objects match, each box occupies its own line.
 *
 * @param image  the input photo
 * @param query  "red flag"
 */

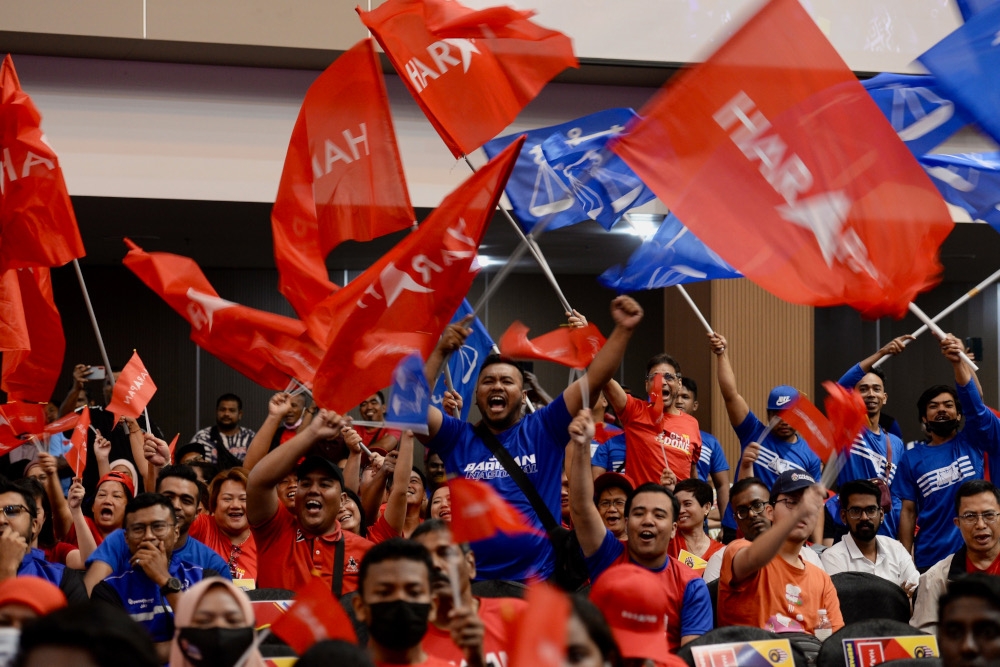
xmin=359 ymin=0 xmax=577 ymax=157
xmin=780 ymin=383 xmax=866 ymax=463
xmin=43 ymin=411 xmax=79 ymax=435
xmin=167 ymin=433 xmax=179 ymax=462
xmin=269 ymin=577 xmax=356 ymax=655
xmin=0 ymin=55 xmax=85 ymax=272
xmin=448 ymin=477 xmax=543 ymax=544
xmin=507 ymin=582 xmax=569 ymax=667
xmin=498 ymin=321 xmax=605 ymax=369
xmin=66 ymin=405 xmax=90 ymax=478
xmin=106 ymin=352 xmax=157 ymax=424
xmin=0 ymin=402 xmax=45 ymax=437
xmin=123 ymin=239 xmax=324 ymax=389
xmin=273 ymin=38 xmax=414 ymax=330
xmin=610 ymin=0 xmax=952 ymax=320
xmin=0 ymin=270 xmax=28 ymax=351
xmin=649 ymin=373 xmax=664 ymax=423
xmin=310 ymin=137 xmax=523 ymax=412
xmin=821 ymin=380 xmax=868 ymax=453
xmin=1 ymin=267 xmax=66 ymax=402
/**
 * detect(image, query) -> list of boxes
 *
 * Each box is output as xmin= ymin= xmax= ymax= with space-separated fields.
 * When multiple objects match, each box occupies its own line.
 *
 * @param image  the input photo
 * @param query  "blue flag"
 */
xmin=918 ymin=2 xmax=1000 ymax=148
xmin=862 ymin=73 xmax=969 ymax=157
xmin=919 ymin=152 xmax=1000 ymax=231
xmin=599 ymin=213 xmax=742 ymax=292
xmin=481 ymin=109 xmax=649 ymax=233
xmin=431 ymin=300 xmax=495 ymax=421
xmin=385 ymin=353 xmax=430 ymax=435
xmin=957 ymin=0 xmax=1000 ymax=21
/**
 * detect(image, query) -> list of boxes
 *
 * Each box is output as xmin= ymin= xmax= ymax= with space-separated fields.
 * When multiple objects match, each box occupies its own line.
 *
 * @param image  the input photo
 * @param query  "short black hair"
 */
xmin=123 ymin=493 xmax=175 ymax=528
xmin=342 ymin=487 xmax=367 ymax=538
xmin=856 ymin=366 xmax=886 ymax=387
xmin=0 ymin=477 xmax=36 ymax=518
xmin=939 ymin=573 xmax=1000 ymax=623
xmin=839 ymin=479 xmax=882 ymax=509
xmin=681 ymin=376 xmax=698 ymax=399
xmin=477 ymin=353 xmax=525 ymax=384
xmin=409 ymin=517 xmax=471 ymax=554
xmin=358 ymin=538 xmax=434 ymax=597
xmin=730 ymin=476 xmax=769 ymax=501
xmin=155 ymin=464 xmax=201 ymax=492
xmin=954 ymin=479 xmax=1000 ymax=515
xmin=674 ymin=478 xmax=714 ymax=507
xmin=216 ymin=393 xmax=243 ymax=410
xmin=917 ymin=384 xmax=962 ymax=420
xmin=625 ymin=482 xmax=679 ymax=521
xmin=645 ymin=353 xmax=681 ymax=376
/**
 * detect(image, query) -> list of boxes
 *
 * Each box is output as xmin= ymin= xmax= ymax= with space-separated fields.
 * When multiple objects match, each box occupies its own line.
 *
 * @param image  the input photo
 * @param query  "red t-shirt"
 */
xmin=619 ymin=395 xmax=702 ymax=485
xmin=423 ymin=597 xmax=526 ymax=666
xmin=668 ymin=533 xmax=724 ymax=569
xmin=967 ymin=553 xmax=1000 ymax=575
xmin=367 ymin=513 xmax=403 ymax=545
xmin=361 ymin=426 xmax=403 ymax=448
xmin=189 ymin=513 xmax=258 ymax=581
xmin=251 ymin=508 xmax=372 ymax=593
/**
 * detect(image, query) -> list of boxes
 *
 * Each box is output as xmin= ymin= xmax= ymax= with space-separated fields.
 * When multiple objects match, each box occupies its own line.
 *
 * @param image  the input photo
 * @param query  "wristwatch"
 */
xmin=160 ymin=577 xmax=182 ymax=596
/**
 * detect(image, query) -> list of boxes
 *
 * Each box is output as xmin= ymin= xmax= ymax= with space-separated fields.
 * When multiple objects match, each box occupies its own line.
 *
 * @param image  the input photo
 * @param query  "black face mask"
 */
xmin=366 ymin=600 xmax=432 ymax=650
xmin=178 ymin=627 xmax=255 ymax=667
xmin=925 ymin=419 xmax=960 ymax=437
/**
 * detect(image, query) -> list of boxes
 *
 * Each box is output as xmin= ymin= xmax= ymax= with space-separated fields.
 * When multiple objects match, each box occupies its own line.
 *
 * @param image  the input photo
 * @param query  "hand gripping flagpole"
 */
xmin=907 ymin=301 xmax=978 ymax=371
xmin=461 ymin=155 xmax=573 ymax=314
xmin=72 ymin=259 xmax=116 ymax=381
xmin=873 ymin=266 xmax=1000 ymax=368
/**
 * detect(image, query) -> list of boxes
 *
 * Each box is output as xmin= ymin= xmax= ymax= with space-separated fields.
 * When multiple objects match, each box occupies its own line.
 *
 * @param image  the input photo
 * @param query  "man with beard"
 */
xmin=421 ymin=296 xmax=644 ymax=585
xmin=247 ymin=409 xmax=373 ymax=594
xmin=412 ymin=519 xmax=526 ymax=667
xmin=187 ymin=393 xmax=256 ymax=465
xmin=912 ymin=480 xmax=1000 ymax=634
xmin=709 ymin=332 xmax=822 ymax=544
xmin=352 ymin=538 xmax=452 ymax=667
xmin=896 ymin=334 xmax=1000 ymax=572
xmin=820 ymin=479 xmax=919 ymax=591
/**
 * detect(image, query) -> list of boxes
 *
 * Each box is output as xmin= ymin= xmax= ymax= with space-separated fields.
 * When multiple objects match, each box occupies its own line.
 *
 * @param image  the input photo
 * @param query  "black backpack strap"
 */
xmin=473 ymin=422 xmax=559 ymax=533
xmin=332 ymin=537 xmax=345 ymax=598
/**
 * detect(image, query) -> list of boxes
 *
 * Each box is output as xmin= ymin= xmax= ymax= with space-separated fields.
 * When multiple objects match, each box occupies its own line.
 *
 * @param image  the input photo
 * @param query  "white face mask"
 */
xmin=0 ymin=627 xmax=20 ymax=667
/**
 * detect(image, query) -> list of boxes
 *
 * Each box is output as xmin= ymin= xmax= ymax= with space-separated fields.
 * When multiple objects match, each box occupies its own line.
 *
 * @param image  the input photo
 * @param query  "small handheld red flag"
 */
xmin=779 ymin=383 xmax=866 ymax=464
xmin=106 ymin=352 xmax=157 ymax=424
xmin=43 ymin=411 xmax=79 ymax=435
xmin=498 ymin=322 xmax=606 ymax=369
xmin=649 ymin=373 xmax=664 ymax=423
xmin=448 ymin=477 xmax=543 ymax=544
xmin=821 ymin=380 xmax=868 ymax=453
xmin=66 ymin=405 xmax=90 ymax=478
xmin=167 ymin=433 xmax=179 ymax=463
xmin=269 ymin=576 xmax=356 ymax=655
xmin=507 ymin=581 xmax=570 ymax=667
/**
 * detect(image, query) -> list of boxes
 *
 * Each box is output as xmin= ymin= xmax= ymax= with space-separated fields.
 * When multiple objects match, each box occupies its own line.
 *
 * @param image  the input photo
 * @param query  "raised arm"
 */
xmin=58 ymin=364 xmax=90 ymax=417
xmin=382 ymin=430 xmax=414 ymax=535
xmin=141 ymin=433 xmax=170 ymax=493
xmin=899 ymin=499 xmax=917 ymax=556
xmin=244 ymin=393 xmax=291 ymax=471
xmin=940 ymin=333 xmax=976 ymax=390
xmin=564 ymin=296 xmax=643 ymax=416
xmin=710 ymin=332 xmax=750 ymax=428
xmin=860 ymin=335 xmax=914 ymax=373
xmin=93 ymin=431 xmax=112 ymax=479
xmin=122 ymin=417 xmax=150 ymax=482
xmin=246 ymin=409 xmax=345 ymax=526
xmin=64 ymin=479 xmax=97 ymax=570
xmin=35 ymin=452 xmax=72 ymax=539
xmin=423 ymin=317 xmax=474 ymax=441
xmin=341 ymin=426 xmax=364 ymax=494
xmin=568 ymin=409 xmax=607 ymax=557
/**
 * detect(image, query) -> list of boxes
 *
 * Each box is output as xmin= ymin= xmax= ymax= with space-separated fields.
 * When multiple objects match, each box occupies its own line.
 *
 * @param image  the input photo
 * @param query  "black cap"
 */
xmin=295 ymin=455 xmax=345 ymax=487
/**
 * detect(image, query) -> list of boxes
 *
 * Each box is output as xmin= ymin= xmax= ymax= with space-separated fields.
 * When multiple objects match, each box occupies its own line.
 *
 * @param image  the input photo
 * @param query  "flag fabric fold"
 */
xmin=779 ymin=382 xmax=866 ymax=464
xmin=106 ymin=351 xmax=157 ymax=425
xmin=507 ymin=582 xmax=570 ymax=667
xmin=447 ymin=477 xmax=543 ymax=544
xmin=431 ymin=300 xmax=495 ymax=421
xmin=956 ymin=0 xmax=999 ymax=21
xmin=599 ymin=212 xmax=742 ymax=292
xmin=0 ymin=270 xmax=28 ymax=352
xmin=272 ymin=38 xmax=414 ymax=334
xmin=611 ymin=0 xmax=953 ymax=320
xmin=359 ymin=0 xmax=577 ymax=157
xmin=482 ymin=109 xmax=642 ymax=234
xmin=66 ymin=405 xmax=90 ymax=478
xmin=498 ymin=321 xmax=605 ymax=369
xmin=124 ymin=239 xmax=324 ymax=390
xmin=1 ymin=267 xmax=66 ymax=403
xmin=919 ymin=152 xmax=1000 ymax=232
xmin=0 ymin=55 xmax=85 ymax=272
xmin=310 ymin=137 xmax=523 ymax=412
xmin=384 ymin=353 xmax=431 ymax=434
xmin=269 ymin=577 xmax=356 ymax=655
xmin=861 ymin=73 xmax=969 ymax=157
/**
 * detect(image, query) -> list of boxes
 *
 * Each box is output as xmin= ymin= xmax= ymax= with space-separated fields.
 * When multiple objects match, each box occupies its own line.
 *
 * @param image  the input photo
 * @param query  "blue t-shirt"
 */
xmin=87 ymin=529 xmax=231 ymax=579
xmin=838 ymin=363 xmax=903 ymax=439
xmin=428 ymin=395 xmax=572 ymax=582
xmin=722 ymin=411 xmax=822 ymax=530
xmin=697 ymin=431 xmax=729 ymax=482
xmin=18 ymin=549 xmax=88 ymax=604
xmin=895 ymin=380 xmax=1000 ymax=568
xmin=591 ymin=433 xmax=626 ymax=474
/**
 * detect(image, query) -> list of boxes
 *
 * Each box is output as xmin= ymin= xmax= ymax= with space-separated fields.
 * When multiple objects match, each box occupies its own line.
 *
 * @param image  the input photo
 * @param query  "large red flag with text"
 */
xmin=311 ymin=137 xmax=523 ymax=411
xmin=124 ymin=240 xmax=324 ymax=389
xmin=0 ymin=55 xmax=85 ymax=272
xmin=0 ymin=270 xmax=28 ymax=351
xmin=106 ymin=351 xmax=157 ymax=424
xmin=272 ymin=38 xmax=414 ymax=333
xmin=359 ymin=0 xmax=577 ymax=157
xmin=1 ymin=267 xmax=66 ymax=403
xmin=499 ymin=321 xmax=605 ymax=369
xmin=611 ymin=0 xmax=952 ymax=319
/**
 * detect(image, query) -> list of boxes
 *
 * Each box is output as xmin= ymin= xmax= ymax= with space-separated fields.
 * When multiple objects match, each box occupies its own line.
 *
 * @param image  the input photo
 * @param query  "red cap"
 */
xmin=98 ymin=470 xmax=135 ymax=499
xmin=0 ymin=575 xmax=67 ymax=616
xmin=589 ymin=564 xmax=670 ymax=664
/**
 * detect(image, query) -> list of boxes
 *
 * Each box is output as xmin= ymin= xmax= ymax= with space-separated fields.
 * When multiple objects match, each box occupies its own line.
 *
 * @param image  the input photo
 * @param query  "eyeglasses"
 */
xmin=598 ymin=499 xmax=626 ymax=510
xmin=735 ymin=500 xmax=767 ymax=519
xmin=126 ymin=521 xmax=176 ymax=538
xmin=0 ymin=505 xmax=31 ymax=519
xmin=772 ymin=498 xmax=799 ymax=509
xmin=958 ymin=511 xmax=1000 ymax=526
xmin=845 ymin=506 xmax=882 ymax=519
xmin=646 ymin=372 xmax=681 ymax=383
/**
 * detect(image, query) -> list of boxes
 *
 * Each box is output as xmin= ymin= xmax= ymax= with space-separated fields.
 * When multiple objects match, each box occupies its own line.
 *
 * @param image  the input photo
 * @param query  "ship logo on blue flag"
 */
xmin=386 ymin=353 xmax=430 ymax=434
xmin=920 ymin=152 xmax=1000 ymax=232
xmin=431 ymin=300 xmax=495 ymax=421
xmin=862 ymin=73 xmax=968 ymax=156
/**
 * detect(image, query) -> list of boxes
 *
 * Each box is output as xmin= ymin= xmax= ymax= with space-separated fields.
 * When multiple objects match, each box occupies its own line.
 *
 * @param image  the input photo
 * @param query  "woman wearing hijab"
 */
xmin=169 ymin=577 xmax=264 ymax=667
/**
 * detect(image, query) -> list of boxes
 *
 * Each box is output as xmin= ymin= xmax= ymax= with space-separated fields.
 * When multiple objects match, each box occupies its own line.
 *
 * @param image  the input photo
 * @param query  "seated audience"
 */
xmin=187 ymin=393 xmax=256 ymax=466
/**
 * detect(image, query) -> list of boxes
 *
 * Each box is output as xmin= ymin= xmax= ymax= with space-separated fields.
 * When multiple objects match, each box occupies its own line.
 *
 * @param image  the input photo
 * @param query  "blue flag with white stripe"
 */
xmin=918 ymin=2 xmax=1000 ymax=148
xmin=599 ymin=213 xmax=742 ymax=292
xmin=920 ymin=152 xmax=1000 ymax=231
xmin=385 ymin=353 xmax=430 ymax=435
xmin=862 ymin=73 xmax=969 ymax=156
xmin=431 ymin=300 xmax=494 ymax=421
xmin=481 ymin=109 xmax=651 ymax=233
xmin=957 ymin=0 xmax=999 ymax=21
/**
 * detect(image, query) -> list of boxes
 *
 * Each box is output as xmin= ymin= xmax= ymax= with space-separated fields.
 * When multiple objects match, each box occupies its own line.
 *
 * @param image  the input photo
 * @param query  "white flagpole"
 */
xmin=72 ymin=259 xmax=115 ymax=380
xmin=907 ymin=302 xmax=978 ymax=371
xmin=675 ymin=285 xmax=714 ymax=334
